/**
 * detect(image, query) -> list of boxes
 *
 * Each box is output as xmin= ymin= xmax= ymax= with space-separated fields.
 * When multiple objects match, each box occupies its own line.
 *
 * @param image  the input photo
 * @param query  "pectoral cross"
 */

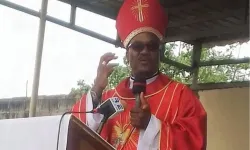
xmin=131 ymin=0 xmax=149 ymax=22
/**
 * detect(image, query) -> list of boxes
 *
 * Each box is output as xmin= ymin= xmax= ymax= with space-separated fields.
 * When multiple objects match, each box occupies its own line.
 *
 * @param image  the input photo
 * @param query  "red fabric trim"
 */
xmin=115 ymin=73 xmax=171 ymax=99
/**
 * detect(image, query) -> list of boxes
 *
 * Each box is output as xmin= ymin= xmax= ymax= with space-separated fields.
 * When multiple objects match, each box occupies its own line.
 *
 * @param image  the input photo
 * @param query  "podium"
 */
xmin=0 ymin=114 xmax=115 ymax=150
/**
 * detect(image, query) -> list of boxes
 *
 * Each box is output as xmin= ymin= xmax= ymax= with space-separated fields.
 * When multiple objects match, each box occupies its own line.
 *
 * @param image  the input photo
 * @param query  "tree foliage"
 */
xmin=69 ymin=79 xmax=91 ymax=101
xmin=107 ymin=65 xmax=130 ymax=89
xmin=70 ymin=42 xmax=249 ymax=99
xmin=159 ymin=42 xmax=249 ymax=84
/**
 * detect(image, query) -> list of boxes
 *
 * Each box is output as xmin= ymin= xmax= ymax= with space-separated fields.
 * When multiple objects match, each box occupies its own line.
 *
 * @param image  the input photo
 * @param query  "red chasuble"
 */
xmin=71 ymin=73 xmax=207 ymax=150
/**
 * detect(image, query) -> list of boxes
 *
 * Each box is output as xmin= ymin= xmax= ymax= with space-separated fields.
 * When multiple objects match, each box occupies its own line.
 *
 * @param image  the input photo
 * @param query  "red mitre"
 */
xmin=116 ymin=0 xmax=168 ymax=48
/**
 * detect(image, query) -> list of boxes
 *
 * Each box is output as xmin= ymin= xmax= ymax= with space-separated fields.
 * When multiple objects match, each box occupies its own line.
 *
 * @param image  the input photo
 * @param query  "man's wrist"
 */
xmin=91 ymin=85 xmax=103 ymax=98
xmin=90 ymin=85 xmax=104 ymax=107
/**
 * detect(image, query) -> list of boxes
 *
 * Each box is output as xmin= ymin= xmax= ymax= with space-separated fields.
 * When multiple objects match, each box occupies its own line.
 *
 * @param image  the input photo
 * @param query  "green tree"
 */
xmin=107 ymin=65 xmax=130 ymax=89
xmin=159 ymin=42 xmax=250 ymax=84
xmin=159 ymin=42 xmax=192 ymax=83
xmin=69 ymin=79 xmax=91 ymax=101
xmin=198 ymin=43 xmax=250 ymax=82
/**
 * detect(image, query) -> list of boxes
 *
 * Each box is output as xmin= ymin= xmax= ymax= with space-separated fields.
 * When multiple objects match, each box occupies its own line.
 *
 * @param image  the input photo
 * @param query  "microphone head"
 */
xmin=132 ymin=76 xmax=146 ymax=94
xmin=97 ymin=97 xmax=125 ymax=119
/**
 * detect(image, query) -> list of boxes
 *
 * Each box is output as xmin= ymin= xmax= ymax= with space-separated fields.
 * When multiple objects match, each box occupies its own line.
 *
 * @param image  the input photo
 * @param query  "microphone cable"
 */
xmin=56 ymin=111 xmax=94 ymax=150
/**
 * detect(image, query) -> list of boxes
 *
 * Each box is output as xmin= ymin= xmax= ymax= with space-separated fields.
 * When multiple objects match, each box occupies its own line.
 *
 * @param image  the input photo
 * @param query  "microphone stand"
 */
xmin=96 ymin=115 xmax=109 ymax=135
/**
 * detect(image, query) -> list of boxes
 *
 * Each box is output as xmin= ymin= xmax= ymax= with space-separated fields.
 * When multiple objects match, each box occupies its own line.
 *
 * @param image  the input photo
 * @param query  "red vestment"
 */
xmin=71 ymin=73 xmax=207 ymax=150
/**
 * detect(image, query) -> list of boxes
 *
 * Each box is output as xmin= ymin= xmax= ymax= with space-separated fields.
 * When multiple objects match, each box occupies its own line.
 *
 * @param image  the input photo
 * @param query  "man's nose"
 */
xmin=140 ymin=45 xmax=149 ymax=54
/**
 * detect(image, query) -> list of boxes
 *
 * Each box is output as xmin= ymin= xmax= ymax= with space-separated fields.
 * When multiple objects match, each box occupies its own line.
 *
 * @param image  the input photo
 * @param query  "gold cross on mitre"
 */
xmin=131 ymin=0 xmax=149 ymax=22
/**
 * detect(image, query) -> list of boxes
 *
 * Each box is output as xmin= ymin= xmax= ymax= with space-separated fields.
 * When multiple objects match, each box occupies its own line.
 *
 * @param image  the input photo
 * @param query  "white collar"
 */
xmin=129 ymin=75 xmax=158 ymax=89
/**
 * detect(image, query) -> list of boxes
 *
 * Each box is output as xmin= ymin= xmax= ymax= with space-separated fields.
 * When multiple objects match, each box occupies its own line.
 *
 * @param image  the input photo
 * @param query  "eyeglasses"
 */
xmin=127 ymin=41 xmax=160 ymax=52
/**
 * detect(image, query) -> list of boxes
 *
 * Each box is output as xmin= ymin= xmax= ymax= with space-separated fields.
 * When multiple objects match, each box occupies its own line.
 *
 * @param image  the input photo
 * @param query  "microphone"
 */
xmin=94 ymin=97 xmax=126 ymax=134
xmin=132 ymin=76 xmax=146 ymax=108
xmin=93 ymin=97 xmax=126 ymax=118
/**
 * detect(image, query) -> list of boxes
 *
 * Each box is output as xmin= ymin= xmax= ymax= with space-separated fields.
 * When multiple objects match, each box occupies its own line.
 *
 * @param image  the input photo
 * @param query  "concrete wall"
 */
xmin=0 ymin=95 xmax=75 ymax=119
xmin=199 ymin=87 xmax=249 ymax=150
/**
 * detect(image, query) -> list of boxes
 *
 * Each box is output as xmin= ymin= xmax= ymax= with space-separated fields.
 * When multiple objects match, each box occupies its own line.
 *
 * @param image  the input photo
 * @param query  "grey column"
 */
xmin=29 ymin=0 xmax=48 ymax=117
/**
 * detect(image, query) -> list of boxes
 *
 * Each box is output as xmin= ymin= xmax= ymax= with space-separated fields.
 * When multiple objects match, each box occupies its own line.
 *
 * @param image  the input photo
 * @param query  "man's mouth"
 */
xmin=139 ymin=59 xmax=149 ymax=64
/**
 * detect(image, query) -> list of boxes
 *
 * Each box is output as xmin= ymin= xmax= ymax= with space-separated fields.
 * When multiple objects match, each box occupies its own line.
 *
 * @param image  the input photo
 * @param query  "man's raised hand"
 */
xmin=92 ymin=52 xmax=118 ymax=95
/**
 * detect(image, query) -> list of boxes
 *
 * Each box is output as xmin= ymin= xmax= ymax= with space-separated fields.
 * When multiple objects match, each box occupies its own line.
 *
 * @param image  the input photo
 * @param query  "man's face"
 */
xmin=126 ymin=32 xmax=160 ymax=78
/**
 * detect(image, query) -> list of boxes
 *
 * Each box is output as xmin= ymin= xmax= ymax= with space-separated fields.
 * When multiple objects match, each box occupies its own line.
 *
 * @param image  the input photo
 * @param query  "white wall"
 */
xmin=199 ymin=87 xmax=249 ymax=150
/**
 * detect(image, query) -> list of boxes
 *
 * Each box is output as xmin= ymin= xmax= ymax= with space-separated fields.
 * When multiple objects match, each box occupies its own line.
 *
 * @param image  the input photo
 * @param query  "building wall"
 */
xmin=0 ymin=95 xmax=75 ymax=119
xmin=199 ymin=87 xmax=249 ymax=150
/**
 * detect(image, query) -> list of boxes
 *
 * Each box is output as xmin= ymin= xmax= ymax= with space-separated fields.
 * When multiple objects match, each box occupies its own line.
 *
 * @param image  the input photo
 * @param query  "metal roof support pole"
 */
xmin=29 ymin=0 xmax=48 ymax=117
xmin=70 ymin=4 xmax=76 ymax=26
xmin=190 ymin=42 xmax=202 ymax=93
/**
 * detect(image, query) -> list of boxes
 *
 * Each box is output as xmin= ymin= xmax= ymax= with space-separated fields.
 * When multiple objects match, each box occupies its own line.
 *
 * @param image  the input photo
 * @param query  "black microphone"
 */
xmin=132 ymin=76 xmax=146 ymax=108
xmin=93 ymin=97 xmax=126 ymax=118
xmin=94 ymin=97 xmax=126 ymax=134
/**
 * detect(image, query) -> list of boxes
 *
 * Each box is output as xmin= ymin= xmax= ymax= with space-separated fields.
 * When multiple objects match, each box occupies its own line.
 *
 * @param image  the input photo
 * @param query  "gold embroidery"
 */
xmin=166 ymin=123 xmax=170 ymax=150
xmin=112 ymin=91 xmax=116 ymax=97
xmin=171 ymin=85 xmax=185 ymax=123
xmin=78 ymin=97 xmax=82 ymax=120
xmin=111 ymin=109 xmax=137 ymax=149
xmin=119 ymin=128 xmax=136 ymax=150
xmin=123 ymin=27 xmax=164 ymax=48
xmin=115 ymin=81 xmax=172 ymax=100
xmin=155 ymin=85 xmax=170 ymax=116
xmin=113 ymin=121 xmax=131 ymax=147
xmin=164 ymin=83 xmax=179 ymax=122
xmin=131 ymin=0 xmax=149 ymax=22
xmin=171 ymin=107 xmax=179 ymax=124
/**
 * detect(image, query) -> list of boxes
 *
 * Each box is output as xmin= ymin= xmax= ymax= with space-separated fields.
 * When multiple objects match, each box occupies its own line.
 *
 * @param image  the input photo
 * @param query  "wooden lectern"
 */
xmin=67 ymin=115 xmax=115 ymax=150
xmin=0 ymin=114 xmax=115 ymax=150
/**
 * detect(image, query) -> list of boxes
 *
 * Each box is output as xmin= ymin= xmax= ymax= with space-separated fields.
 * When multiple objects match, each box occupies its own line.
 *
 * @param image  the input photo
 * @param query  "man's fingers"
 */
xmin=100 ymin=52 xmax=114 ymax=60
xmin=140 ymin=92 xmax=149 ymax=110
xmin=105 ymin=55 xmax=118 ymax=64
xmin=99 ymin=52 xmax=113 ymax=63
xmin=130 ymin=110 xmax=142 ymax=118
xmin=99 ymin=53 xmax=118 ymax=65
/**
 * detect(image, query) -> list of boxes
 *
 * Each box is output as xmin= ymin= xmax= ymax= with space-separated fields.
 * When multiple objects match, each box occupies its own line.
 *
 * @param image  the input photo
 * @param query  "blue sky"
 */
xmin=0 ymin=0 xmax=249 ymax=98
